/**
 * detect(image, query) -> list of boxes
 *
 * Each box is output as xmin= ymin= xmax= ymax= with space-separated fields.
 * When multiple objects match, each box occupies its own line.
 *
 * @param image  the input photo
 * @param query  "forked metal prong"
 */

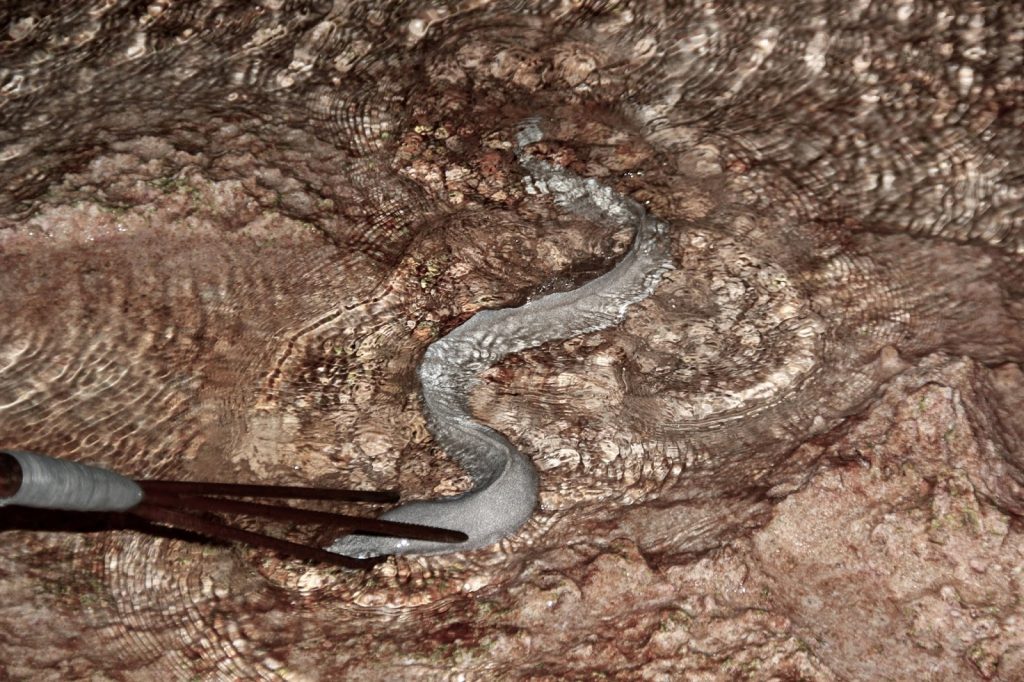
xmin=130 ymin=502 xmax=385 ymax=569
xmin=1 ymin=449 xmax=467 ymax=568
xmin=141 ymin=490 xmax=469 ymax=543
xmin=137 ymin=479 xmax=399 ymax=504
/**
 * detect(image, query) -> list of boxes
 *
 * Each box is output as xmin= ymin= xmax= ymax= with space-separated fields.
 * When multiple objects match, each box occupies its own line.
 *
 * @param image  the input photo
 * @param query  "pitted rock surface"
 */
xmin=0 ymin=1 xmax=1022 ymax=679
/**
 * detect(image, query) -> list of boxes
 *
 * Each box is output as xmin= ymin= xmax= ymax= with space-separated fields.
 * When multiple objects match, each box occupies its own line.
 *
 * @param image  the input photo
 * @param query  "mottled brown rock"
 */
xmin=752 ymin=356 xmax=1024 ymax=680
xmin=0 ymin=0 xmax=1021 ymax=679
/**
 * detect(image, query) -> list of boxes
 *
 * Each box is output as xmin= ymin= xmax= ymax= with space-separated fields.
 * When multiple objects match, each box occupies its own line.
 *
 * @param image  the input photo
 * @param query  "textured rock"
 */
xmin=753 ymin=356 xmax=1024 ymax=680
xmin=0 ymin=1 xmax=1021 ymax=679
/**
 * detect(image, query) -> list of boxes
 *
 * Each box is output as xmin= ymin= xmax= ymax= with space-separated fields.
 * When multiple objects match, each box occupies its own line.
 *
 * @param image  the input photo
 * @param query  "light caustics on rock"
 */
xmin=329 ymin=120 xmax=676 ymax=557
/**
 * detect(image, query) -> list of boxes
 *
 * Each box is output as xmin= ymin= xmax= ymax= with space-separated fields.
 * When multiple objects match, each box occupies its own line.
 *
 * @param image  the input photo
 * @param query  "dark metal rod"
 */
xmin=141 ymin=491 xmax=469 ymax=544
xmin=130 ymin=502 xmax=384 ymax=570
xmin=0 ymin=451 xmax=22 ymax=498
xmin=137 ymin=479 xmax=399 ymax=504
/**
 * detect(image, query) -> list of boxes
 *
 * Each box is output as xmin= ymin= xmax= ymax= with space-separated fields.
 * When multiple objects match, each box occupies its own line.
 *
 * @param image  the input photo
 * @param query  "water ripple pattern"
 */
xmin=0 ymin=1 xmax=1022 ymax=678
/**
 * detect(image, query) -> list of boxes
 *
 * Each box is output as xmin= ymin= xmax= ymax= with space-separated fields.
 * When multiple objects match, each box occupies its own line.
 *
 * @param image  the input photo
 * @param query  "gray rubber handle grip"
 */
xmin=0 ymin=450 xmax=143 ymax=512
